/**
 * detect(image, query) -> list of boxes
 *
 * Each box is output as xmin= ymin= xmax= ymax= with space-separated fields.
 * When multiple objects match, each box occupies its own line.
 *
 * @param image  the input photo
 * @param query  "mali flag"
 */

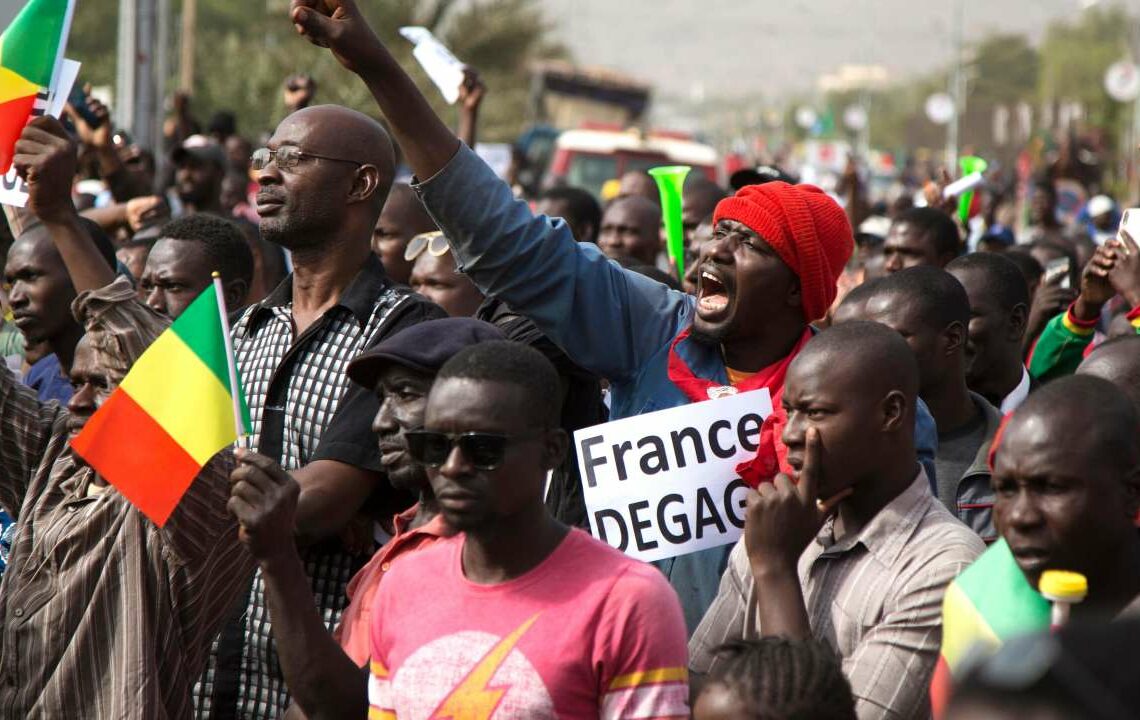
xmin=930 ymin=539 xmax=1051 ymax=717
xmin=0 ymin=0 xmax=75 ymax=172
xmin=72 ymin=283 xmax=252 ymax=527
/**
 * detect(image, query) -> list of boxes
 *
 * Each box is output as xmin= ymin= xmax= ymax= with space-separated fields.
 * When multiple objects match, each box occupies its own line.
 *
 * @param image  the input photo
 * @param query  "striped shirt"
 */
xmin=0 ymin=282 xmax=255 ymax=719
xmin=689 ymin=471 xmax=985 ymax=720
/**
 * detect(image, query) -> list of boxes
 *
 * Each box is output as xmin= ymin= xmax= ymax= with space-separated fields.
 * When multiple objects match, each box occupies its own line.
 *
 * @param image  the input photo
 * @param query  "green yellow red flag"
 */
xmin=71 ymin=282 xmax=251 ymax=526
xmin=930 ymin=538 xmax=1051 ymax=717
xmin=0 ymin=0 xmax=75 ymax=172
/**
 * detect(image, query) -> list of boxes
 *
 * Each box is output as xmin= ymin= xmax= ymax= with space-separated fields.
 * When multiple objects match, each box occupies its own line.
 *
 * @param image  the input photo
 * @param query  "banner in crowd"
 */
xmin=575 ymin=388 xmax=771 ymax=563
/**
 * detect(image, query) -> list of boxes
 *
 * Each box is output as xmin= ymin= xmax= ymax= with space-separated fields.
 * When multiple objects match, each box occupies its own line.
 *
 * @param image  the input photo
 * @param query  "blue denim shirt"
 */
xmin=414 ymin=145 xmax=939 ymax=631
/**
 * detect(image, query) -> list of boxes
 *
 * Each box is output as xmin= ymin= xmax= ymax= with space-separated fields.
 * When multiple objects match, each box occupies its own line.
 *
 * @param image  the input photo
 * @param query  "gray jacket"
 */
xmin=953 ymin=393 xmax=1004 ymax=542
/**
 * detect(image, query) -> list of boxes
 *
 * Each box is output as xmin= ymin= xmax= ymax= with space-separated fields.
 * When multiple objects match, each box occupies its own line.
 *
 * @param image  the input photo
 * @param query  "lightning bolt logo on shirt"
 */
xmin=427 ymin=614 xmax=540 ymax=720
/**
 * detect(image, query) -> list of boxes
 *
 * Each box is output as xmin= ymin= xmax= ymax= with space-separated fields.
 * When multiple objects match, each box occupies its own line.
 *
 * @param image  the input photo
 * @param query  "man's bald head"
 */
xmin=289 ymin=105 xmax=393 ymax=162
xmin=381 ymin=183 xmax=434 ymax=231
xmin=1004 ymin=375 xmax=1139 ymax=477
xmin=618 ymin=170 xmax=660 ymax=205
xmin=683 ymin=177 xmax=726 ymax=224
xmin=278 ymin=105 xmax=396 ymax=211
xmin=373 ymin=183 xmax=438 ymax=283
xmin=597 ymin=195 xmax=662 ymax=265
xmin=831 ymin=277 xmax=883 ymax=326
xmin=795 ymin=320 xmax=919 ymax=402
xmin=1079 ymin=335 xmax=1140 ymax=415
xmin=259 ymin=105 xmax=397 ymax=250
xmin=783 ymin=321 xmax=919 ymax=498
xmin=993 ymin=374 xmax=1140 ymax=595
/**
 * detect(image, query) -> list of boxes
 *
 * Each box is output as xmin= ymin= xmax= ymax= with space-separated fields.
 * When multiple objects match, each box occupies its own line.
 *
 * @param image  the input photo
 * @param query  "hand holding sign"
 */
xmin=744 ymin=428 xmax=852 ymax=575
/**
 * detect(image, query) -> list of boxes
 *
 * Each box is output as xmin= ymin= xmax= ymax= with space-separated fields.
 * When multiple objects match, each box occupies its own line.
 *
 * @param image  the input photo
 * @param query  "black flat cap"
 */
xmin=347 ymin=317 xmax=506 ymax=388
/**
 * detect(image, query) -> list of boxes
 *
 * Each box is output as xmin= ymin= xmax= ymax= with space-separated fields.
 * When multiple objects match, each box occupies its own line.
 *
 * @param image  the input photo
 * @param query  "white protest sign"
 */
xmin=0 ymin=58 xmax=81 ymax=208
xmin=399 ymin=26 xmax=465 ymax=105
xmin=576 ymin=388 xmax=772 ymax=563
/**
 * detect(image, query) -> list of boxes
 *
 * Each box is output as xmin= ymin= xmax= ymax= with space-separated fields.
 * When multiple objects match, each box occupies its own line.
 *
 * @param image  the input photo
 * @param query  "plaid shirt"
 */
xmin=194 ymin=255 xmax=442 ymax=720
xmin=689 ymin=471 xmax=985 ymax=720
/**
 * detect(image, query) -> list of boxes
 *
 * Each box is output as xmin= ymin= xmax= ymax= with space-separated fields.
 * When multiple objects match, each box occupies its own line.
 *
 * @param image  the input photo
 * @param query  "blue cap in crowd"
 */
xmin=346 ymin=317 xmax=506 ymax=388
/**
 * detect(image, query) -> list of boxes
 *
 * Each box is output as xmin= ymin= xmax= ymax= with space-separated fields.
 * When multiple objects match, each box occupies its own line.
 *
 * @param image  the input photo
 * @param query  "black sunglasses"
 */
xmin=405 ymin=429 xmax=541 ymax=470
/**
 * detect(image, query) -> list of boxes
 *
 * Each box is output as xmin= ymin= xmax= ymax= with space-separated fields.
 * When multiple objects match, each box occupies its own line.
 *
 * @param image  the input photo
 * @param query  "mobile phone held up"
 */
xmin=68 ymin=85 xmax=103 ymax=130
xmin=1120 ymin=208 xmax=1140 ymax=244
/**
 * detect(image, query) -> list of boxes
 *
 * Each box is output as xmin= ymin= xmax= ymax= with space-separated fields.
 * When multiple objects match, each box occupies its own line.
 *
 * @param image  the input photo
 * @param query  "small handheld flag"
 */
xmin=930 ymin=539 xmax=1050 ymax=717
xmin=0 ymin=0 xmax=76 ymax=172
xmin=71 ymin=280 xmax=251 ymax=526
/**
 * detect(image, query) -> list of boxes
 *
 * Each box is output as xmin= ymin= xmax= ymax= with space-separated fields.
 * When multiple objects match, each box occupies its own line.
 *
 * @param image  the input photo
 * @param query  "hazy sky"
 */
xmin=539 ymin=0 xmax=1140 ymax=100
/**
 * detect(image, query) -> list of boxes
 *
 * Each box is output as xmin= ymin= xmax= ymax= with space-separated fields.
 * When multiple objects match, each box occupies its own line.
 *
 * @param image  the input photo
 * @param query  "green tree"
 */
xmin=1038 ymin=4 xmax=1133 ymax=129
xmin=66 ymin=0 xmax=564 ymax=145
xmin=968 ymin=33 xmax=1038 ymax=108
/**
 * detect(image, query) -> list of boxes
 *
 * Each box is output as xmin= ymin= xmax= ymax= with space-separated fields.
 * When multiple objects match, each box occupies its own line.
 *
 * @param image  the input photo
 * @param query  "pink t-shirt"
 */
xmin=368 ymin=528 xmax=690 ymax=719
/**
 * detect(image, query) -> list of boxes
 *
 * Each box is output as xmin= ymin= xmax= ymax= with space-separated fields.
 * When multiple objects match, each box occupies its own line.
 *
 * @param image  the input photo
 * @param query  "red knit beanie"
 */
xmin=713 ymin=181 xmax=854 ymax=322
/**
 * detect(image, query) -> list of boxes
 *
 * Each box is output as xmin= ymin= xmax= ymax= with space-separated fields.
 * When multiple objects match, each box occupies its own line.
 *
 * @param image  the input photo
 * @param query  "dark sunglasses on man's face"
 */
xmin=404 ymin=429 xmax=540 ymax=471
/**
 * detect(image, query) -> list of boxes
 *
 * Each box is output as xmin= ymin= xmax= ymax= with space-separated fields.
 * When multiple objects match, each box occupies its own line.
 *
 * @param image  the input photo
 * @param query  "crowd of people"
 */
xmin=0 ymin=0 xmax=1138 ymax=718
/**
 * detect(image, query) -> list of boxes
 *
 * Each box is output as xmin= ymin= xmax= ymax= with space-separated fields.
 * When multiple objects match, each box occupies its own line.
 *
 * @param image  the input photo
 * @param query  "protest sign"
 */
xmin=399 ymin=26 xmax=465 ymax=104
xmin=575 ymin=388 xmax=772 ymax=563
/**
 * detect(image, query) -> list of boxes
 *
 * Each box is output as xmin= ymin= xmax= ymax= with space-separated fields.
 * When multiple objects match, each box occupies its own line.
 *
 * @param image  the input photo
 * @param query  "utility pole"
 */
xmin=115 ymin=0 xmax=165 ymax=152
xmin=154 ymin=0 xmax=171 ymax=183
xmin=947 ymin=0 xmax=964 ymax=170
xmin=134 ymin=0 xmax=157 ymax=150
xmin=114 ymin=0 xmax=137 ymax=132
xmin=180 ymin=0 xmax=197 ymax=93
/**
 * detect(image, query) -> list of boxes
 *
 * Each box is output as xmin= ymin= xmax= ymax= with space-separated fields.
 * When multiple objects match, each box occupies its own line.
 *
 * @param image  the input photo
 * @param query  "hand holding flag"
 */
xmin=0 ymin=0 xmax=76 ymax=173
xmin=227 ymin=448 xmax=302 ymax=564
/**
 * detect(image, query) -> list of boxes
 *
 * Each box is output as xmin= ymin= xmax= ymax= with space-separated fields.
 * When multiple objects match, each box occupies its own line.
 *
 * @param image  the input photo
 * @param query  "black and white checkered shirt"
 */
xmin=194 ymin=254 xmax=443 ymax=720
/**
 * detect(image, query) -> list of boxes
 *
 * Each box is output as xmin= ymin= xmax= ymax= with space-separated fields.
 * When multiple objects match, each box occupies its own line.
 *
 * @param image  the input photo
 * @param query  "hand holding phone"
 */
xmin=67 ymin=85 xmax=104 ymax=130
xmin=1119 ymin=208 xmax=1140 ymax=252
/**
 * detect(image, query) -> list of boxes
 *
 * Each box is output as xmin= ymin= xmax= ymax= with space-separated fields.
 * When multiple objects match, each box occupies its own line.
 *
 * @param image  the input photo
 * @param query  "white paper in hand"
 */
xmin=399 ymin=26 xmax=465 ymax=105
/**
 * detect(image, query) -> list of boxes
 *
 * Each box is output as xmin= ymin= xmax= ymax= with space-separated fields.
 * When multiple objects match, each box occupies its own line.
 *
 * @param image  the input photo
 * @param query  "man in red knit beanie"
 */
xmin=704 ymin=181 xmax=853 ymax=334
xmin=291 ymin=0 xmax=880 ymax=635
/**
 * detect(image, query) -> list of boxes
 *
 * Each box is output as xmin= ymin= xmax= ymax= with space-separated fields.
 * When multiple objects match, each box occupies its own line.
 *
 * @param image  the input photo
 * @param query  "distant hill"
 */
xmin=539 ymin=0 xmax=1118 ymax=99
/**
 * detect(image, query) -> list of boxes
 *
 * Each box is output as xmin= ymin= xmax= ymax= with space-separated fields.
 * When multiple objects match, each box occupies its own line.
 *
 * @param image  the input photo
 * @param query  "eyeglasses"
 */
xmin=250 ymin=145 xmax=363 ymax=172
xmin=403 ymin=231 xmax=450 ymax=262
xmin=404 ymin=429 xmax=541 ymax=470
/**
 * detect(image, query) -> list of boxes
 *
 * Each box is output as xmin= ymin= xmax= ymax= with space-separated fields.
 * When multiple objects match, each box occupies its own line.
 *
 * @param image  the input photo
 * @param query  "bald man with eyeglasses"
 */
xmin=193 ymin=105 xmax=445 ymax=720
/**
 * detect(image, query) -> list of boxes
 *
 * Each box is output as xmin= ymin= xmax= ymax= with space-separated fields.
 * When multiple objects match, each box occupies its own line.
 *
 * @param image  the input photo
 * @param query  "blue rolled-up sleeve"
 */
xmin=915 ymin=397 xmax=938 ymax=493
xmin=413 ymin=144 xmax=691 ymax=382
